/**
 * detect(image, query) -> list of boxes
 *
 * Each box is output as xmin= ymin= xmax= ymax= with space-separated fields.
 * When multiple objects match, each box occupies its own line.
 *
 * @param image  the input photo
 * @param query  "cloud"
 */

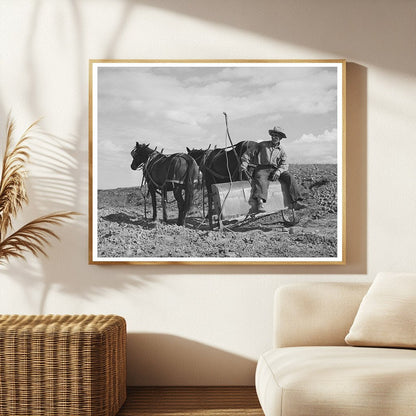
xmin=165 ymin=110 xmax=199 ymax=125
xmin=295 ymin=128 xmax=337 ymax=144
xmin=286 ymin=128 xmax=338 ymax=164
xmin=186 ymin=66 xmax=338 ymax=115
xmin=98 ymin=66 xmax=338 ymax=130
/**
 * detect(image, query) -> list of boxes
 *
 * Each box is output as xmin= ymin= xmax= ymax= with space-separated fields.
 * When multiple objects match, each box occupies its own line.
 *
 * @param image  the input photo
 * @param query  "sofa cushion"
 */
xmin=345 ymin=272 xmax=416 ymax=348
xmin=274 ymin=283 xmax=370 ymax=348
xmin=256 ymin=346 xmax=416 ymax=416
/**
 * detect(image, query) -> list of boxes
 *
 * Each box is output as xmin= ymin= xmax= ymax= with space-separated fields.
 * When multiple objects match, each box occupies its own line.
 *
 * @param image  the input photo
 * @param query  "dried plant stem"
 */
xmin=0 ymin=212 xmax=79 ymax=264
xmin=0 ymin=116 xmax=78 ymax=264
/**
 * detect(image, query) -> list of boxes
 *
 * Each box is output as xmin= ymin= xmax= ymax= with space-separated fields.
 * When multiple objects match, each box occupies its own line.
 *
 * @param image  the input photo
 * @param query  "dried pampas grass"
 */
xmin=0 ymin=116 xmax=78 ymax=264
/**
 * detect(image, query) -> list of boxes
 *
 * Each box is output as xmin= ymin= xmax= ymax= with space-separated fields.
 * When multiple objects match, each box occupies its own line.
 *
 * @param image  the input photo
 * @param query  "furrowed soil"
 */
xmin=96 ymin=164 xmax=338 ymax=259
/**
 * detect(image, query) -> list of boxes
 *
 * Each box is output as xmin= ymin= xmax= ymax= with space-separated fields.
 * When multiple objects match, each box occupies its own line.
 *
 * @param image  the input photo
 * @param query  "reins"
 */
xmin=223 ymin=112 xmax=242 ymax=181
xmin=142 ymin=151 xmax=167 ymax=189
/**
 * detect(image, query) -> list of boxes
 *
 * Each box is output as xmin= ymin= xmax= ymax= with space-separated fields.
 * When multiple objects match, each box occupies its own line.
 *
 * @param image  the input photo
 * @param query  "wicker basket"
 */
xmin=0 ymin=314 xmax=126 ymax=416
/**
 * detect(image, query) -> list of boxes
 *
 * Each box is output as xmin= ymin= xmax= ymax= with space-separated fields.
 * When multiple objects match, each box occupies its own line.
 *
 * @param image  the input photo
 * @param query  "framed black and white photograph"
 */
xmin=89 ymin=60 xmax=345 ymax=265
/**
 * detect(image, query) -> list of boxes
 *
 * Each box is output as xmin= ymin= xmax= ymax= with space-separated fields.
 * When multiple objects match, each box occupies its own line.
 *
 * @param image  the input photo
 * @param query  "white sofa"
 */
xmin=255 ymin=281 xmax=416 ymax=416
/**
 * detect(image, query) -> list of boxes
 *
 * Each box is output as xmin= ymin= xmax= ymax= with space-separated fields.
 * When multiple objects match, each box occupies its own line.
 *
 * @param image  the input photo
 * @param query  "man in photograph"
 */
xmin=241 ymin=126 xmax=307 ymax=214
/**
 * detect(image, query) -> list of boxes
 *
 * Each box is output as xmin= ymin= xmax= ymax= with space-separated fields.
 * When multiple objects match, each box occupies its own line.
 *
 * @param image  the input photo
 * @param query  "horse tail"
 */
xmin=183 ymin=155 xmax=197 ymax=214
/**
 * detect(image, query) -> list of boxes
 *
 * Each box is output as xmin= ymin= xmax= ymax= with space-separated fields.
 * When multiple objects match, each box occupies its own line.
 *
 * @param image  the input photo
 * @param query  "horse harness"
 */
xmin=199 ymin=145 xmax=245 ymax=182
xmin=143 ymin=151 xmax=190 ymax=189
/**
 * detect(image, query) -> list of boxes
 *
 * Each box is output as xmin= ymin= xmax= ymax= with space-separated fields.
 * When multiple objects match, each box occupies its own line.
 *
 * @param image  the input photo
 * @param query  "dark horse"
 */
xmin=187 ymin=140 xmax=257 ymax=228
xmin=131 ymin=142 xmax=199 ymax=226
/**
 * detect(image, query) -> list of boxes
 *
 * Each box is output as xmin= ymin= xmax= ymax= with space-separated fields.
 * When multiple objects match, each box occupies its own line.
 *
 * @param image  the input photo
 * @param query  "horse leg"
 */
xmin=150 ymin=188 xmax=157 ymax=221
xmin=206 ymin=185 xmax=214 ymax=229
xmin=173 ymin=185 xmax=185 ymax=226
xmin=161 ymin=187 xmax=168 ymax=223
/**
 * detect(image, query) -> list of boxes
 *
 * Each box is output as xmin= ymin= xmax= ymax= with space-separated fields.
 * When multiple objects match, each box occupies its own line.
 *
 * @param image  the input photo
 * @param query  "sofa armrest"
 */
xmin=274 ymin=282 xmax=370 ymax=348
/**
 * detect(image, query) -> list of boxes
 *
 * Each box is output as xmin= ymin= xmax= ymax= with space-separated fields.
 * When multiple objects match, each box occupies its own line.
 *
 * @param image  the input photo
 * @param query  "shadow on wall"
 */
xmin=127 ymin=333 xmax=257 ymax=386
xmin=2 ymin=260 xmax=156 ymax=315
xmin=345 ymin=63 xmax=367 ymax=275
xmin=0 ymin=1 xmax=90 ymax=309
xmin=133 ymin=0 xmax=413 ymax=76
xmin=0 ymin=2 xmax=135 ymax=308
xmin=0 ymin=122 xmax=154 ymax=313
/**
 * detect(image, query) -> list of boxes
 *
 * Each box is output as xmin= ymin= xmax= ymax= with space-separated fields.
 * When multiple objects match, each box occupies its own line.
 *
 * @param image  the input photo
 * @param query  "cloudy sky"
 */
xmin=94 ymin=62 xmax=341 ymax=189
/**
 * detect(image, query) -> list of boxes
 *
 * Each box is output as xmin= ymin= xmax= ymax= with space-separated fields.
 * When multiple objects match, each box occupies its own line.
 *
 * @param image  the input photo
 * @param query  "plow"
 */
xmin=210 ymin=180 xmax=299 ymax=230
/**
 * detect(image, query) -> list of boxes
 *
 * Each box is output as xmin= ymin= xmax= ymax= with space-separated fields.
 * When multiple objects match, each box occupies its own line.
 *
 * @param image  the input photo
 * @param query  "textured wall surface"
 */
xmin=0 ymin=0 xmax=415 ymax=385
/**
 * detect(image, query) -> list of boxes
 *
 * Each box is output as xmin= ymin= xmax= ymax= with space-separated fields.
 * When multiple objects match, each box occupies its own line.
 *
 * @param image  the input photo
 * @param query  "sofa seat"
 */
xmin=256 ymin=345 xmax=416 ymax=416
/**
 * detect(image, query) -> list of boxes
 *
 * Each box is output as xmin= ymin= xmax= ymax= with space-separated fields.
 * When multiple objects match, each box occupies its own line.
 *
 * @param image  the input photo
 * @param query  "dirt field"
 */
xmin=96 ymin=164 xmax=338 ymax=260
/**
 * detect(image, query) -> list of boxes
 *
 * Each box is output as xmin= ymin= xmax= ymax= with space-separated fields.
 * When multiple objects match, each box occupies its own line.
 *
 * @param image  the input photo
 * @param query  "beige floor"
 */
xmin=117 ymin=386 xmax=263 ymax=416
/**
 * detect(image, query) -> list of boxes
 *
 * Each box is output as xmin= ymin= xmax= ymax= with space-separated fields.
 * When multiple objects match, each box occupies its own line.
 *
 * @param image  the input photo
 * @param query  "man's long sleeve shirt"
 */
xmin=241 ymin=141 xmax=289 ymax=176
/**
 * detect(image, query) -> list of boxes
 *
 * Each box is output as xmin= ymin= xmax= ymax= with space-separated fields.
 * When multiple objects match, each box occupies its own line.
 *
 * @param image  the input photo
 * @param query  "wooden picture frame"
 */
xmin=89 ymin=60 xmax=346 ymax=265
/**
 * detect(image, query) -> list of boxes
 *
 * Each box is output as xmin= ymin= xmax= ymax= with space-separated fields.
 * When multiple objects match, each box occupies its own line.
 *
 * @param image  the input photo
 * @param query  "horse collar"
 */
xmin=147 ymin=150 xmax=159 ymax=161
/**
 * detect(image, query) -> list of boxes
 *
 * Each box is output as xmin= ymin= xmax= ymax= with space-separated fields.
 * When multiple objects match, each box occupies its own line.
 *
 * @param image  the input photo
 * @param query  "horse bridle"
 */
xmin=130 ymin=147 xmax=144 ymax=170
xmin=131 ymin=146 xmax=157 ymax=171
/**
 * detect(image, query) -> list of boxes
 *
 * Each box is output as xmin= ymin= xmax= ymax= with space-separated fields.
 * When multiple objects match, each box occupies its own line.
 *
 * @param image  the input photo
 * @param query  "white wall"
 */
xmin=0 ymin=0 xmax=415 ymax=385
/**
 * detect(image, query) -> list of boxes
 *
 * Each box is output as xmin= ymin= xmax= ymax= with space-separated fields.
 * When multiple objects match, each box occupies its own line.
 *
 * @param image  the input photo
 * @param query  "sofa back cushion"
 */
xmin=274 ymin=282 xmax=370 ymax=348
xmin=345 ymin=272 xmax=416 ymax=348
